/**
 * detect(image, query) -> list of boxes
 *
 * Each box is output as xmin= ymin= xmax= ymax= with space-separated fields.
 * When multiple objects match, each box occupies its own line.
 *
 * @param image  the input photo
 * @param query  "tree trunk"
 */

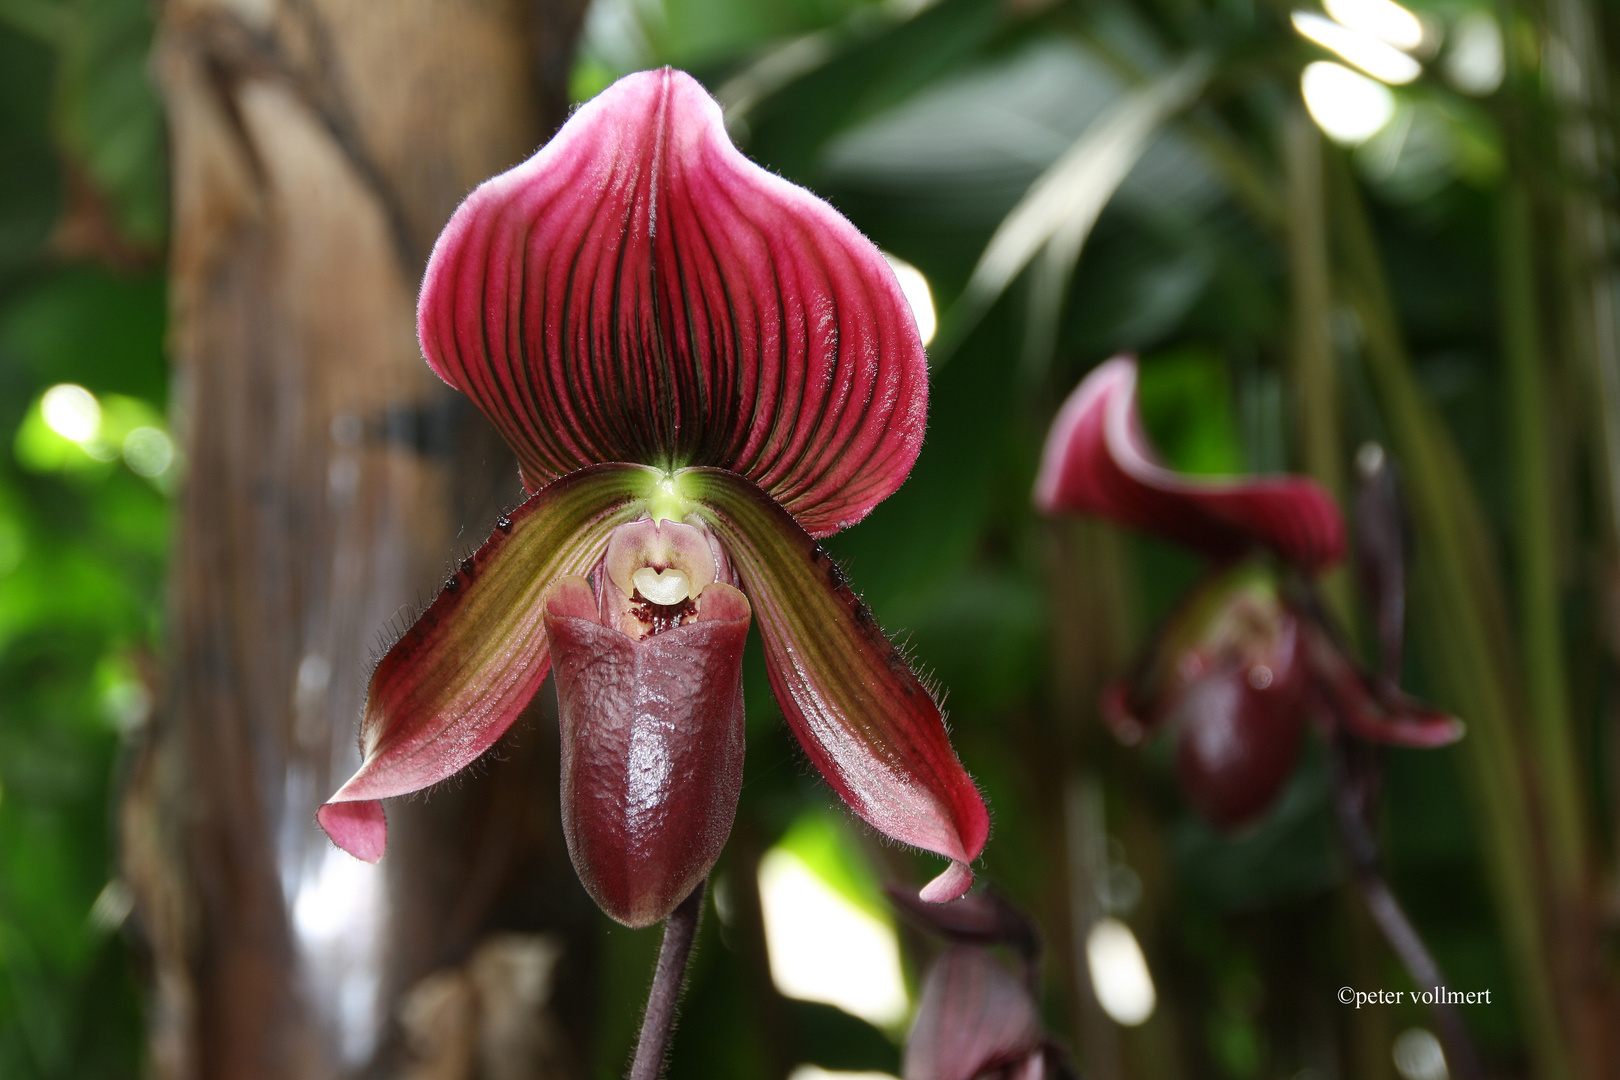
xmin=121 ymin=2 xmax=591 ymax=1076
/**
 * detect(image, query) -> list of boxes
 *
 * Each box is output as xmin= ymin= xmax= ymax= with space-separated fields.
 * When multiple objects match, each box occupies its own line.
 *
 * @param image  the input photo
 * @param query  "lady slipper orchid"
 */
xmin=889 ymin=888 xmax=1070 ymax=1080
xmin=1037 ymin=357 xmax=1461 ymax=829
xmin=317 ymin=68 xmax=988 ymax=927
xmin=906 ymin=945 xmax=1045 ymax=1080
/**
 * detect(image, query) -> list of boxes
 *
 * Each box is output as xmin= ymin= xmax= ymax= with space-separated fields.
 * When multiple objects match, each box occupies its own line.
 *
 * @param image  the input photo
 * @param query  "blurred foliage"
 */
xmin=0 ymin=0 xmax=167 ymax=1075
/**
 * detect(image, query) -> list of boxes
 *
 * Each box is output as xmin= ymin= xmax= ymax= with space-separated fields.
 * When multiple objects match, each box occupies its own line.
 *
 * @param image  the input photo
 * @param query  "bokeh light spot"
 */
xmin=41 ymin=384 xmax=101 ymax=443
xmin=883 ymin=253 xmax=937 ymax=347
xmin=1302 ymin=61 xmax=1397 ymax=145
xmin=1086 ymin=916 xmax=1156 ymax=1026
xmin=758 ymin=846 xmax=909 ymax=1028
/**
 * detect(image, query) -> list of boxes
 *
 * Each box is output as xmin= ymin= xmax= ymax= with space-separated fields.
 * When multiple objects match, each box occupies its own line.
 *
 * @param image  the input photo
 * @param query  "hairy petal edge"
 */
xmin=683 ymin=466 xmax=989 ymax=900
xmin=317 ymin=463 xmax=661 ymax=861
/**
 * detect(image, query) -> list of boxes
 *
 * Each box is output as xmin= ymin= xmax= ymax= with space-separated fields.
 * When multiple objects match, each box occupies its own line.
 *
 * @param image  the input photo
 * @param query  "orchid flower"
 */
xmin=888 ymin=888 xmax=1072 ymax=1080
xmin=316 ymin=69 xmax=988 ymax=928
xmin=1036 ymin=357 xmax=1460 ymax=828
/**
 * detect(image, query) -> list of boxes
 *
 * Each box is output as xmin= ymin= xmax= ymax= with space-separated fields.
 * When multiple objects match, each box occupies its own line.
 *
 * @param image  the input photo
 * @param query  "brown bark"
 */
xmin=121 ymin=1 xmax=590 ymax=1076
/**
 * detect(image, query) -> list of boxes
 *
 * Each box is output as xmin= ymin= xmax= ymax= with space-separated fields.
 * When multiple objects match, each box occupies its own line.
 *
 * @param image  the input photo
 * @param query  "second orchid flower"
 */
xmin=1036 ymin=357 xmax=1461 ymax=828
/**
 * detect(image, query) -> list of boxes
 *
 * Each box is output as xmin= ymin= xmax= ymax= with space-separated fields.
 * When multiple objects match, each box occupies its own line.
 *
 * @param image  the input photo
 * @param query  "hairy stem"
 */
xmin=630 ymin=880 xmax=706 ymax=1080
xmin=1329 ymin=736 xmax=1484 ymax=1080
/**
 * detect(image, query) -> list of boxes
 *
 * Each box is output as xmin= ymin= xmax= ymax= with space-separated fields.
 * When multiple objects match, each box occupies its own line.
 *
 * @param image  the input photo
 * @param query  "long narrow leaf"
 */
xmin=936 ymin=51 xmax=1213 ymax=360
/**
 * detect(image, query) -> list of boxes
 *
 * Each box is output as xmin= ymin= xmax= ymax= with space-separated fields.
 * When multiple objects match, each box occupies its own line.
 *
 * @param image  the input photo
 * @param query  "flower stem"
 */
xmin=1328 ymin=734 xmax=1484 ymax=1080
xmin=630 ymin=880 xmax=706 ymax=1080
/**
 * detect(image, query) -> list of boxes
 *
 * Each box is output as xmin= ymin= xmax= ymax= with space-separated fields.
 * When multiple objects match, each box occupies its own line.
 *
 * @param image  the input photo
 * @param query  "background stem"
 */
xmin=1497 ymin=181 xmax=1587 ymax=896
xmin=1285 ymin=109 xmax=1354 ymax=627
xmin=1329 ymin=156 xmax=1574 ymax=1080
xmin=1328 ymin=735 xmax=1485 ymax=1080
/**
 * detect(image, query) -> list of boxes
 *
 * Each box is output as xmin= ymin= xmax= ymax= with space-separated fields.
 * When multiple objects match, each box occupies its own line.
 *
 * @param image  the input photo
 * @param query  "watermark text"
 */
xmin=1338 ymin=986 xmax=1491 ymax=1008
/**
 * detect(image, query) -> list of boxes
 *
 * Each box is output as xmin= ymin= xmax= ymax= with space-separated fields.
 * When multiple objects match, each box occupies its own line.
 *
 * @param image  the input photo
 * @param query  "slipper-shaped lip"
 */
xmin=903 ymin=945 xmax=1043 ymax=1080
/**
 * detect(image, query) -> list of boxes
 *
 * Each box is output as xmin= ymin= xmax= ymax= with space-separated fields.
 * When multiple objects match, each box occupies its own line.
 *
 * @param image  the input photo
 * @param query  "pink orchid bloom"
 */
xmin=889 ymin=889 xmax=1065 ymax=1080
xmin=1037 ymin=357 xmax=1460 ymax=829
xmin=905 ymin=946 xmax=1045 ymax=1080
xmin=317 ymin=69 xmax=988 ymax=927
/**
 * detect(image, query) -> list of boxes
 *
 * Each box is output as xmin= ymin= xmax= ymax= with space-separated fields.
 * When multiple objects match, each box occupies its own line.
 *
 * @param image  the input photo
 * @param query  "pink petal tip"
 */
xmin=920 ymin=860 xmax=975 ymax=903
xmin=317 ymin=799 xmax=387 ymax=862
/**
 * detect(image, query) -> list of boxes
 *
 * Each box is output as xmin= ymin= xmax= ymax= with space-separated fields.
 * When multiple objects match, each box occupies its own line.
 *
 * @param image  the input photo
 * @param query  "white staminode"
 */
xmin=758 ymin=846 xmax=909 ymax=1028
xmin=41 ymin=384 xmax=101 ymax=443
xmin=1086 ymin=917 xmax=1156 ymax=1026
xmin=632 ymin=566 xmax=692 ymax=605
xmin=1302 ymin=62 xmax=1397 ymax=145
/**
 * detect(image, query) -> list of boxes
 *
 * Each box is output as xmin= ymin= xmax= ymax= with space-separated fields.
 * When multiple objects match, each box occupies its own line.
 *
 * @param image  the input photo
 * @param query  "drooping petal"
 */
xmin=545 ymin=576 xmax=751 ymax=928
xmin=682 ymin=467 xmax=989 ymax=901
xmin=317 ymin=463 xmax=660 ymax=861
xmin=1307 ymin=625 xmax=1464 ymax=748
xmin=418 ymin=68 xmax=927 ymax=537
xmin=1034 ymin=357 xmax=1345 ymax=572
xmin=904 ymin=946 xmax=1043 ymax=1080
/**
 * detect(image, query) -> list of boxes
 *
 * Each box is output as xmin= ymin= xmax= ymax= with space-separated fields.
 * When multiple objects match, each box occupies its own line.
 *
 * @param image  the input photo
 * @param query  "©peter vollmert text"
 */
xmin=1338 ymin=986 xmax=1492 ymax=1008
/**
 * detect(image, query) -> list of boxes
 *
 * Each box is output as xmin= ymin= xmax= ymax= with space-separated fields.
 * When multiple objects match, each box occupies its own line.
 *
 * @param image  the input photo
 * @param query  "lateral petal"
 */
xmin=418 ymin=68 xmax=927 ymax=537
xmin=683 ymin=467 xmax=989 ymax=901
xmin=318 ymin=464 xmax=660 ymax=861
xmin=1307 ymin=625 xmax=1465 ymax=748
xmin=1035 ymin=357 xmax=1345 ymax=572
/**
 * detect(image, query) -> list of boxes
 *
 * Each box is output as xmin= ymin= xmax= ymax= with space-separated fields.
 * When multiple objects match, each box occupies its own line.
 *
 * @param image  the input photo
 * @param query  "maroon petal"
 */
xmin=904 ymin=945 xmax=1043 ymax=1080
xmin=1307 ymin=625 xmax=1464 ymax=748
xmin=682 ymin=467 xmax=989 ymax=901
xmin=545 ymin=576 xmax=750 ymax=928
xmin=317 ymin=464 xmax=660 ymax=862
xmin=418 ymin=68 xmax=928 ymax=537
xmin=1034 ymin=357 xmax=1345 ymax=571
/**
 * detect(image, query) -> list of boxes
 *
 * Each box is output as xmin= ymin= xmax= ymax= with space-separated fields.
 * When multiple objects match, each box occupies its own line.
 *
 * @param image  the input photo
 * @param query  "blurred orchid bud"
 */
xmin=904 ymin=945 xmax=1044 ymax=1080
xmin=1105 ymin=563 xmax=1310 ymax=829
